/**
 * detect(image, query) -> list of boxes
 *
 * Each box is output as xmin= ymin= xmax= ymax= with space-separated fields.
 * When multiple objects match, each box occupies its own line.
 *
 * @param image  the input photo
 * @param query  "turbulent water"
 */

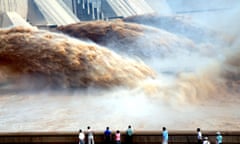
xmin=0 ymin=11 xmax=240 ymax=131
xmin=0 ymin=27 xmax=155 ymax=88
xmin=58 ymin=20 xmax=197 ymax=59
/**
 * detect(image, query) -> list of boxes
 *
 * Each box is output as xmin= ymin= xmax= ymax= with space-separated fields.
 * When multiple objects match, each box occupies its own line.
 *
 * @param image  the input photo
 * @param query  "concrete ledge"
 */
xmin=0 ymin=131 xmax=239 ymax=144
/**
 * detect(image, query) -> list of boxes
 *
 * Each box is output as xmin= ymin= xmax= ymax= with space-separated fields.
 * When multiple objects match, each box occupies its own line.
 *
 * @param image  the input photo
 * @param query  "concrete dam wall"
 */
xmin=0 ymin=0 xmax=28 ymax=19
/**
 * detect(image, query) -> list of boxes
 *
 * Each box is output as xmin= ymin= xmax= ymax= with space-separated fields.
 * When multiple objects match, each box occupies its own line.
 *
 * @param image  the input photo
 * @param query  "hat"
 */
xmin=204 ymin=137 xmax=208 ymax=140
xmin=216 ymin=131 xmax=221 ymax=135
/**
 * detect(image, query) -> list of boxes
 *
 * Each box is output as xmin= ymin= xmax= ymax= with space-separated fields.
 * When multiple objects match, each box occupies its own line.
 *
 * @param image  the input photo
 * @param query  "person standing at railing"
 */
xmin=197 ymin=128 xmax=202 ymax=144
xmin=115 ymin=130 xmax=121 ymax=144
xmin=126 ymin=125 xmax=133 ymax=144
xmin=78 ymin=129 xmax=85 ymax=144
xmin=87 ymin=126 xmax=94 ymax=144
xmin=104 ymin=126 xmax=112 ymax=144
xmin=216 ymin=131 xmax=223 ymax=144
xmin=162 ymin=127 xmax=168 ymax=144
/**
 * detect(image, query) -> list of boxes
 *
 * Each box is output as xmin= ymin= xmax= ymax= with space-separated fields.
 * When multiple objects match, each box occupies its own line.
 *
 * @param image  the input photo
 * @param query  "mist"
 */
xmin=1 ymin=0 xmax=240 ymax=132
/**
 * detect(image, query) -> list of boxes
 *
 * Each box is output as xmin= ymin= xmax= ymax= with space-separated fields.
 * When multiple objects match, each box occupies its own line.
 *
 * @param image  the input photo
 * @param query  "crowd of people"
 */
xmin=197 ymin=128 xmax=223 ymax=144
xmin=78 ymin=126 xmax=223 ymax=144
xmin=78 ymin=125 xmax=133 ymax=144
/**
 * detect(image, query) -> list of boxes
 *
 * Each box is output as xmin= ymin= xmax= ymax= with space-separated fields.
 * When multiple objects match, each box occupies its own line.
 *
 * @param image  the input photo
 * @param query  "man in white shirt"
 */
xmin=203 ymin=137 xmax=211 ymax=144
xmin=197 ymin=128 xmax=202 ymax=144
xmin=87 ymin=126 xmax=94 ymax=144
xmin=79 ymin=129 xmax=85 ymax=144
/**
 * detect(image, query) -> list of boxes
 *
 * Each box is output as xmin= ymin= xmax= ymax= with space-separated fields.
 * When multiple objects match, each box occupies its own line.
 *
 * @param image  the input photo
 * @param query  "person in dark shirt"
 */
xmin=104 ymin=127 xmax=112 ymax=144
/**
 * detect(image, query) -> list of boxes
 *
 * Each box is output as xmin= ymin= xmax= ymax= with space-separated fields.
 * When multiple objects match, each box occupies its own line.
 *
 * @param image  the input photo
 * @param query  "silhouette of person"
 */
xmin=104 ymin=126 xmax=112 ymax=144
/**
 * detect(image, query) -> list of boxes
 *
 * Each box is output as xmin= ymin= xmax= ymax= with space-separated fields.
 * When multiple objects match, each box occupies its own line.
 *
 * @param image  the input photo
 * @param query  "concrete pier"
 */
xmin=0 ymin=131 xmax=239 ymax=144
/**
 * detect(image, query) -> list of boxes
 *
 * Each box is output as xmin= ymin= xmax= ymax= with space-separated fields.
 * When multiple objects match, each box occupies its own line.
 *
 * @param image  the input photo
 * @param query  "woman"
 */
xmin=115 ymin=130 xmax=121 ymax=144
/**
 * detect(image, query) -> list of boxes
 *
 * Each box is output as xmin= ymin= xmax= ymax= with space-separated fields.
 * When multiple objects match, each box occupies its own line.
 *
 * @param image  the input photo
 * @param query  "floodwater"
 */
xmin=0 ymin=8 xmax=240 ymax=132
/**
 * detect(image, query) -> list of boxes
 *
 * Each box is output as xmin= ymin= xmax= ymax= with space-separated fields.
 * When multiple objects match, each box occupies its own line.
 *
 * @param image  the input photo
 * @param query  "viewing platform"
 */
xmin=0 ymin=131 xmax=239 ymax=144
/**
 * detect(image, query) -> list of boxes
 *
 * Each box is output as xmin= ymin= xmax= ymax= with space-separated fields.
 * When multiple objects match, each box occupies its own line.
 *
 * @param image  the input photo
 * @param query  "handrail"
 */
xmin=0 ymin=131 xmax=239 ymax=143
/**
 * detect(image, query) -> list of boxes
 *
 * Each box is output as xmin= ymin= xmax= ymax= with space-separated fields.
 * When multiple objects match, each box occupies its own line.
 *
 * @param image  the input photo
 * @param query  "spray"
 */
xmin=1 ymin=0 xmax=240 ymax=131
